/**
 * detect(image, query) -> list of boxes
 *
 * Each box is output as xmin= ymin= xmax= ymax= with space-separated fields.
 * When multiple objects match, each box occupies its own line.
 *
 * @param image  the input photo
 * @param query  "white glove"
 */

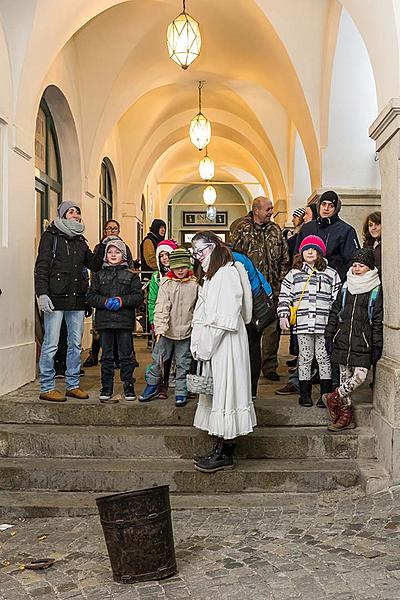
xmin=279 ymin=316 xmax=290 ymax=332
xmin=38 ymin=294 xmax=54 ymax=313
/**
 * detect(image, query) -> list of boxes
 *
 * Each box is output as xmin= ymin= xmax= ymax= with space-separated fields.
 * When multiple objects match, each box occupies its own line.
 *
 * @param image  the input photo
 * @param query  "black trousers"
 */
xmin=54 ymin=318 xmax=68 ymax=368
xmin=246 ymin=322 xmax=263 ymax=397
xmin=99 ymin=329 xmax=135 ymax=388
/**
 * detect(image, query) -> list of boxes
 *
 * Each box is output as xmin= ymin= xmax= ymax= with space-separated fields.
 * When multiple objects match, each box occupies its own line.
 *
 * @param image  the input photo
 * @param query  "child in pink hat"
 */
xmin=277 ymin=235 xmax=341 ymax=408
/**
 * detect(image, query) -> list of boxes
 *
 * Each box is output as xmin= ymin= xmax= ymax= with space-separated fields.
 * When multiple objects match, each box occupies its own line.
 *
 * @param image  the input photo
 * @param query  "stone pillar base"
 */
xmin=372 ymin=357 xmax=400 ymax=482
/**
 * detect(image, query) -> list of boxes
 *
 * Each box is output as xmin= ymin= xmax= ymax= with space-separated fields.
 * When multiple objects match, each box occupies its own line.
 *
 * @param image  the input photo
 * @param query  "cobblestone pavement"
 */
xmin=1 ymin=488 xmax=400 ymax=599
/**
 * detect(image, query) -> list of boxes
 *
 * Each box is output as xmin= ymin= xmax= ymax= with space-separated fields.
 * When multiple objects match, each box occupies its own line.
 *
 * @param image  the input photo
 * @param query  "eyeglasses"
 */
xmin=105 ymin=226 xmax=119 ymax=232
xmin=192 ymin=243 xmax=213 ymax=259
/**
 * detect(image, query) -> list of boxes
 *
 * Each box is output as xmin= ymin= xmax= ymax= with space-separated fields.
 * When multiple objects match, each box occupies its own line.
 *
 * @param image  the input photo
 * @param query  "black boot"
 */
xmin=193 ymin=437 xmax=223 ymax=464
xmin=317 ymin=379 xmax=332 ymax=408
xmin=194 ymin=440 xmax=236 ymax=473
xmin=298 ymin=380 xmax=313 ymax=407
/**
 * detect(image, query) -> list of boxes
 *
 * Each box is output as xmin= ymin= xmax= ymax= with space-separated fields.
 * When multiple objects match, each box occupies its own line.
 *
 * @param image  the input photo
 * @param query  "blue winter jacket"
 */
xmin=232 ymin=251 xmax=272 ymax=297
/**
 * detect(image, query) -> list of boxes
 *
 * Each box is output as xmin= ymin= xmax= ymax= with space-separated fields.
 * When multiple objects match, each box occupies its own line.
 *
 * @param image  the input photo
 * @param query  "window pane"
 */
xmin=35 ymin=108 xmax=46 ymax=172
xmin=49 ymin=189 xmax=59 ymax=223
xmin=48 ymin=129 xmax=59 ymax=181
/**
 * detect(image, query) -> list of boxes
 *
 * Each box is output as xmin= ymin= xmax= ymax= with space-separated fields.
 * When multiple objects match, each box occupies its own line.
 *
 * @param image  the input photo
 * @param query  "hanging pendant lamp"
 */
xmin=203 ymin=185 xmax=216 ymax=205
xmin=167 ymin=0 xmax=201 ymax=69
xmin=190 ymin=81 xmax=211 ymax=151
xmin=199 ymin=147 xmax=215 ymax=180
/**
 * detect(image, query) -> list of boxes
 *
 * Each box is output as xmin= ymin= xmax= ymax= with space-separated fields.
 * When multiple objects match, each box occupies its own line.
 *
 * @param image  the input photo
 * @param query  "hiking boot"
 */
xmin=298 ymin=380 xmax=313 ymax=407
xmin=328 ymin=403 xmax=355 ymax=431
xmin=139 ymin=384 xmax=159 ymax=402
xmin=157 ymin=382 xmax=169 ymax=399
xmin=99 ymin=388 xmax=117 ymax=404
xmin=83 ymin=353 xmax=98 ymax=367
xmin=264 ymin=371 xmax=280 ymax=381
xmin=39 ymin=389 xmax=66 ymax=402
xmin=317 ymin=379 xmax=332 ymax=408
xmin=123 ymin=383 xmax=136 ymax=401
xmin=194 ymin=437 xmax=224 ymax=464
xmin=275 ymin=382 xmax=298 ymax=395
xmin=322 ymin=388 xmax=341 ymax=422
xmin=194 ymin=441 xmax=236 ymax=473
xmin=66 ymin=388 xmax=89 ymax=400
xmin=175 ymin=395 xmax=187 ymax=407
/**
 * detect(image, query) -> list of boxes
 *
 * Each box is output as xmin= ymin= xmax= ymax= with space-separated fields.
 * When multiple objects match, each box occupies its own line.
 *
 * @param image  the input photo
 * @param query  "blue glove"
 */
xmin=105 ymin=297 xmax=120 ymax=311
xmin=325 ymin=338 xmax=333 ymax=356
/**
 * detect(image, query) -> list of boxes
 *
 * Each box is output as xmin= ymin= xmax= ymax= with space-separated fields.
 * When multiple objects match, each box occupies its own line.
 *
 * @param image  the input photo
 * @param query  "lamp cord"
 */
xmin=183 ymin=0 xmax=186 ymax=12
xmin=198 ymin=80 xmax=204 ymax=112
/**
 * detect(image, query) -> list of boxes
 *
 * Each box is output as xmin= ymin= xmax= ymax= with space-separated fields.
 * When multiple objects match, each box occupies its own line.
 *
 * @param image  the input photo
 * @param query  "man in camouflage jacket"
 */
xmin=230 ymin=197 xmax=290 ymax=381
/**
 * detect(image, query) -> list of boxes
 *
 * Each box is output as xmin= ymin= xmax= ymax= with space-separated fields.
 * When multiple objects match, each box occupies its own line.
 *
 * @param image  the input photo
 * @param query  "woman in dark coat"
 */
xmin=323 ymin=248 xmax=383 ymax=431
xmin=35 ymin=201 xmax=105 ymax=402
xmin=362 ymin=211 xmax=381 ymax=276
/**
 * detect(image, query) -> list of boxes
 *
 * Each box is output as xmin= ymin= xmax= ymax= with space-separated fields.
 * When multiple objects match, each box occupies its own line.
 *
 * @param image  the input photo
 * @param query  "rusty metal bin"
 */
xmin=96 ymin=485 xmax=177 ymax=583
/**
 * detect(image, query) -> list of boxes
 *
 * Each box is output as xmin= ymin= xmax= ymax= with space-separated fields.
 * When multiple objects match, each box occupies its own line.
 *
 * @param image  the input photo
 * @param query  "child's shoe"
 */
xmin=327 ymin=403 xmax=355 ymax=431
xmin=123 ymin=383 xmax=137 ymax=401
xmin=139 ymin=384 xmax=159 ymax=402
xmin=175 ymin=395 xmax=187 ymax=407
xmin=157 ymin=382 xmax=169 ymax=399
xmin=99 ymin=388 xmax=117 ymax=403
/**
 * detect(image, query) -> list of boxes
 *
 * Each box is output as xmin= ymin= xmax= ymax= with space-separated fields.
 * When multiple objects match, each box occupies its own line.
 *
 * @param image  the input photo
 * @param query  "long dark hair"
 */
xmin=362 ymin=211 xmax=381 ymax=247
xmin=292 ymin=252 xmax=326 ymax=272
xmin=192 ymin=231 xmax=232 ymax=281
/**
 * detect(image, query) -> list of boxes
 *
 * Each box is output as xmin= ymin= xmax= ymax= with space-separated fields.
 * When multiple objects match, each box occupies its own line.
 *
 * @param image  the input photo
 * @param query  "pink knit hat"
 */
xmin=156 ymin=239 xmax=178 ymax=272
xmin=299 ymin=235 xmax=326 ymax=257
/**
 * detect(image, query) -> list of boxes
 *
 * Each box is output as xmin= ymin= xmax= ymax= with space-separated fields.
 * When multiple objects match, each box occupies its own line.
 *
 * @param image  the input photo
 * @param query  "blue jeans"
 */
xmin=39 ymin=310 xmax=85 ymax=392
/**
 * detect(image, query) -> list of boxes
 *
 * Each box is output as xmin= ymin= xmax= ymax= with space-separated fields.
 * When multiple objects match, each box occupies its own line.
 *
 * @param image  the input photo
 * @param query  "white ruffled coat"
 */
xmin=190 ymin=262 xmax=257 ymax=440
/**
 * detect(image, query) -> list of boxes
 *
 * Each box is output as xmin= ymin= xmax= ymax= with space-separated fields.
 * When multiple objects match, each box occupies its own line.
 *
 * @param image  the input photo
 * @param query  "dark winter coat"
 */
xmin=35 ymin=223 xmax=105 ymax=311
xmin=87 ymin=265 xmax=144 ymax=330
xmin=295 ymin=217 xmax=359 ymax=282
xmin=325 ymin=285 xmax=383 ymax=369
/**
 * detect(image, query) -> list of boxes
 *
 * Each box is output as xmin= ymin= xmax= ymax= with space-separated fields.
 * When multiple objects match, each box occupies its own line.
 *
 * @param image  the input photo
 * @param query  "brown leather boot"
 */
xmin=322 ymin=388 xmax=341 ymax=422
xmin=66 ymin=388 xmax=89 ymax=400
xmin=39 ymin=390 xmax=66 ymax=402
xmin=328 ymin=403 xmax=355 ymax=431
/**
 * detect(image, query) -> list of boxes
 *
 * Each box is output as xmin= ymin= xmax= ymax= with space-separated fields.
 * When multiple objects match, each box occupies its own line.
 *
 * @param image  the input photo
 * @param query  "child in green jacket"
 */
xmin=147 ymin=239 xmax=178 ymax=397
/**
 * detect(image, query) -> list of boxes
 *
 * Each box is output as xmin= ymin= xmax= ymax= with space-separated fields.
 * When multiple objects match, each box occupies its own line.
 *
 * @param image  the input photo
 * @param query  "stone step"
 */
xmin=0 ymin=396 xmax=373 ymax=428
xmin=0 ymin=456 xmax=359 ymax=493
xmin=0 ymin=423 xmax=376 ymax=460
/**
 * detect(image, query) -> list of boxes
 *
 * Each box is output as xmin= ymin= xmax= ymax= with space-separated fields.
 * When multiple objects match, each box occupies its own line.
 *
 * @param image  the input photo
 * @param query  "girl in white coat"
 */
xmin=190 ymin=232 xmax=256 ymax=473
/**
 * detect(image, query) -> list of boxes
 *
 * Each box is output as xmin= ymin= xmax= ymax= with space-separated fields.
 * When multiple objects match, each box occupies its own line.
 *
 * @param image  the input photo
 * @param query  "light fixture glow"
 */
xmin=167 ymin=1 xmax=201 ymax=70
xmin=203 ymin=185 xmax=216 ymax=205
xmin=199 ymin=148 xmax=215 ymax=180
xmin=190 ymin=81 xmax=211 ymax=150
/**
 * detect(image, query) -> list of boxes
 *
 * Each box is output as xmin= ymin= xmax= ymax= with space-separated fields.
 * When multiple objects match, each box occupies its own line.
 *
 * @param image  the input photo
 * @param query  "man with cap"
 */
xmin=295 ymin=190 xmax=360 ymax=282
xmin=35 ymin=201 xmax=106 ymax=402
xmin=140 ymin=218 xmax=167 ymax=280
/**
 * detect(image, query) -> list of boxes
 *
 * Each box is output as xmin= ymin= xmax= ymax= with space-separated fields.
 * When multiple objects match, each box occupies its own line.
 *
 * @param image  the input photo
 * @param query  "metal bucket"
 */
xmin=96 ymin=485 xmax=177 ymax=583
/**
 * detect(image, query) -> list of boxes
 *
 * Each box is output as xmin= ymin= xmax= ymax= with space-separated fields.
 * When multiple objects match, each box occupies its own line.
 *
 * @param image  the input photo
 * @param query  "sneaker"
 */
xmin=175 ymin=395 xmax=187 ymax=407
xmin=286 ymin=358 xmax=297 ymax=367
xmin=79 ymin=368 xmax=85 ymax=377
xmin=123 ymin=383 xmax=136 ymax=401
xmin=83 ymin=354 xmax=98 ymax=367
xmin=54 ymin=363 xmax=65 ymax=379
xmin=139 ymin=384 xmax=159 ymax=402
xmin=39 ymin=389 xmax=66 ymax=402
xmin=157 ymin=382 xmax=169 ymax=399
xmin=99 ymin=389 xmax=117 ymax=403
xmin=264 ymin=371 xmax=280 ymax=381
xmin=275 ymin=382 xmax=298 ymax=395
xmin=65 ymin=388 xmax=89 ymax=400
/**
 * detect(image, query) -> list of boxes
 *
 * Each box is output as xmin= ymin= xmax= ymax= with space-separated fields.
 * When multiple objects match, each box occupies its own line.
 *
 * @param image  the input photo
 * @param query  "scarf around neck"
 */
xmin=346 ymin=267 xmax=380 ymax=295
xmin=54 ymin=217 xmax=85 ymax=238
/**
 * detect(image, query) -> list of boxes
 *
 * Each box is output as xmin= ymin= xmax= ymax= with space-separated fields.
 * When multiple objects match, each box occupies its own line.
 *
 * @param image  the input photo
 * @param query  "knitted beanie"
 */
xmin=105 ymin=238 xmax=127 ymax=262
xmin=156 ymin=240 xmax=178 ymax=273
xmin=293 ymin=207 xmax=306 ymax=219
xmin=351 ymin=247 xmax=375 ymax=270
xmin=299 ymin=235 xmax=327 ymax=257
xmin=169 ymin=248 xmax=192 ymax=270
xmin=57 ymin=201 xmax=80 ymax=218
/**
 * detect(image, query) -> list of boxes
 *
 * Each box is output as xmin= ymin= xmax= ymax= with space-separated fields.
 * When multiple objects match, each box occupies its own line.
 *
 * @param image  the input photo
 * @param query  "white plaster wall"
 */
xmin=322 ymin=9 xmax=380 ymax=190
xmin=290 ymin=132 xmax=311 ymax=220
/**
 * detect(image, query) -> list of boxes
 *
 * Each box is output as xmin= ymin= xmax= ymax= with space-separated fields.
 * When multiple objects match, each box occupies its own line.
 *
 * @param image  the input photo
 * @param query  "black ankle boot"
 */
xmin=317 ymin=379 xmax=332 ymax=408
xmin=193 ymin=437 xmax=223 ymax=464
xmin=194 ymin=440 xmax=236 ymax=473
xmin=298 ymin=380 xmax=313 ymax=407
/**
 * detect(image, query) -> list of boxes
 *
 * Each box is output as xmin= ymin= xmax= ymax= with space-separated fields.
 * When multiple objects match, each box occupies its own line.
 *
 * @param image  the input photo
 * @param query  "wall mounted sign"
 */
xmin=183 ymin=211 xmax=227 ymax=227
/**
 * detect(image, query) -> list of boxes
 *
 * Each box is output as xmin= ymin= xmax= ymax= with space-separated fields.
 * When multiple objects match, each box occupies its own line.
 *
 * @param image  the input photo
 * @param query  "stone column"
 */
xmin=370 ymin=99 xmax=400 ymax=481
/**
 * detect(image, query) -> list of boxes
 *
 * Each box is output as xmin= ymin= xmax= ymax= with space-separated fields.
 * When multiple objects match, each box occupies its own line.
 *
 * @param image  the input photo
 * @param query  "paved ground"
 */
xmin=1 ymin=487 xmax=400 ymax=599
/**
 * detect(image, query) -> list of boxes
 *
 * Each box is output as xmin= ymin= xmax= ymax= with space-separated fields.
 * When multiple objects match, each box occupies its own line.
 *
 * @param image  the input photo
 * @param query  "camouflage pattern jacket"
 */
xmin=229 ymin=212 xmax=290 ymax=298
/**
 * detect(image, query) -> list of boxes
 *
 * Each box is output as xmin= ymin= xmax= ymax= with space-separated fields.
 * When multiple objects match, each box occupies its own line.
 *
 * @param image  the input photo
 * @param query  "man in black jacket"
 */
xmin=140 ymin=219 xmax=166 ymax=280
xmin=35 ymin=201 xmax=105 ymax=402
xmin=295 ymin=190 xmax=360 ymax=282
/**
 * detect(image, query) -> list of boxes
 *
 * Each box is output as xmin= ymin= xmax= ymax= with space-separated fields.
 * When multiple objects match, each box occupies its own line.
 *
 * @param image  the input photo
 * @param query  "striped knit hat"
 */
xmin=299 ymin=235 xmax=326 ymax=257
xmin=293 ymin=207 xmax=306 ymax=219
xmin=169 ymin=248 xmax=192 ymax=270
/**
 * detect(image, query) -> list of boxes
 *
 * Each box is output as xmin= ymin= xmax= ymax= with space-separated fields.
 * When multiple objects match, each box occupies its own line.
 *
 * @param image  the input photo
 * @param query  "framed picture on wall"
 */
xmin=181 ymin=230 xmax=229 ymax=247
xmin=183 ymin=211 xmax=228 ymax=227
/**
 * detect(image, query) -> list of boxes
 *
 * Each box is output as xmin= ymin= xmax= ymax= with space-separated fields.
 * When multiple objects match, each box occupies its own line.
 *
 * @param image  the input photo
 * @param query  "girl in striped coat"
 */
xmin=277 ymin=235 xmax=341 ymax=407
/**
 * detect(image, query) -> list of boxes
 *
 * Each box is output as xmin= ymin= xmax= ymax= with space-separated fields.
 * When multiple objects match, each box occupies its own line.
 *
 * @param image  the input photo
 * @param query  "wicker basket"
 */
xmin=186 ymin=361 xmax=213 ymax=395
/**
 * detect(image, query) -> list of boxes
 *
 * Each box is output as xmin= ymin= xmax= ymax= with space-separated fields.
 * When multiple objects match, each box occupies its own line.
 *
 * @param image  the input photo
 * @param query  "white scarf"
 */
xmin=346 ymin=266 xmax=381 ymax=295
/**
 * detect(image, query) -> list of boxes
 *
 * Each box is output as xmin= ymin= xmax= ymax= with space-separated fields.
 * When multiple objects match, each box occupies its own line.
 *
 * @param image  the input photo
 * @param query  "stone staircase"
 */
xmin=0 ymin=351 xmax=390 ymax=518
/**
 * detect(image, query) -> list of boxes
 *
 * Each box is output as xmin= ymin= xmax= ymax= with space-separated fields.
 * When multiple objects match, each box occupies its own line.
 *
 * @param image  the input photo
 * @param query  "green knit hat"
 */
xmin=169 ymin=248 xmax=192 ymax=270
